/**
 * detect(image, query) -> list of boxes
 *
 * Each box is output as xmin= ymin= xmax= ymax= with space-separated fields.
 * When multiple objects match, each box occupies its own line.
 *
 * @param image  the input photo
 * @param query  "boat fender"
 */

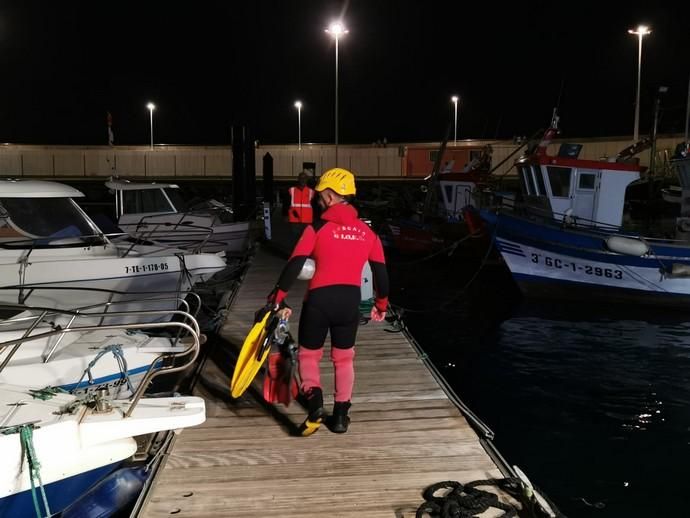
xmin=61 ymin=466 xmax=148 ymax=518
xmin=605 ymin=236 xmax=649 ymax=256
xmin=297 ymin=258 xmax=315 ymax=280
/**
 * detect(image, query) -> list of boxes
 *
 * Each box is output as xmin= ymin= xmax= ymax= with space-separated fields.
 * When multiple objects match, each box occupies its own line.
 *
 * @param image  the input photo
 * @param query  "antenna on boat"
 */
xmin=550 ymin=107 xmax=560 ymax=129
xmin=649 ymin=85 xmax=669 ymax=176
xmin=685 ymin=73 xmax=690 ymax=150
xmin=554 ymin=76 xmax=565 ymax=113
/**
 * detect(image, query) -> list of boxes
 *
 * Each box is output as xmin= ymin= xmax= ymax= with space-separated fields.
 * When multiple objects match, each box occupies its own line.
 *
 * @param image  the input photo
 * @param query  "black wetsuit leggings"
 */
xmin=298 ymin=285 xmax=361 ymax=349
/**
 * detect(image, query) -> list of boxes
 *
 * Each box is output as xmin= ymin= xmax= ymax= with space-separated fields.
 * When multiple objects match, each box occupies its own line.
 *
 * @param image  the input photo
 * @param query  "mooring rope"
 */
xmin=19 ymin=424 xmax=52 ymax=518
xmin=71 ymin=343 xmax=135 ymax=395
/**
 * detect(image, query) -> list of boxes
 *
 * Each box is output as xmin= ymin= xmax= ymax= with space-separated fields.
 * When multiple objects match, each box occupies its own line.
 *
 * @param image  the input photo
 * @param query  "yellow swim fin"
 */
xmin=230 ymin=311 xmax=274 ymax=398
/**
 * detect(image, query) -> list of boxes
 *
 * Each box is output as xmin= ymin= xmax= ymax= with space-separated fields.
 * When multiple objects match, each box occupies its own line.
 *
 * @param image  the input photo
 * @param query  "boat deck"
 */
xmin=140 ymin=246 xmax=504 ymax=517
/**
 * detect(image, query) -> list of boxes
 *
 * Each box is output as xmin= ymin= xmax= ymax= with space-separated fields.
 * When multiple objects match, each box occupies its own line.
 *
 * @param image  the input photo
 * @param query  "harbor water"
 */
xmin=389 ymin=253 xmax=690 ymax=518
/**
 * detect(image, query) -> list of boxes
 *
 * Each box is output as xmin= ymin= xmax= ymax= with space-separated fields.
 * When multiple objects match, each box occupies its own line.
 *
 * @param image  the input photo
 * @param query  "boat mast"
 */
xmin=421 ymin=123 xmax=451 ymax=223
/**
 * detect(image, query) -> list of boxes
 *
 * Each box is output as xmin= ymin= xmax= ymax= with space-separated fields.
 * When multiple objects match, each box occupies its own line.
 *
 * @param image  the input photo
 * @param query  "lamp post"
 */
xmin=294 ymin=100 xmax=303 ymax=150
xmin=628 ymin=25 xmax=651 ymax=142
xmin=146 ymin=102 xmax=155 ymax=150
xmin=325 ymin=21 xmax=348 ymax=166
xmin=451 ymin=95 xmax=459 ymax=145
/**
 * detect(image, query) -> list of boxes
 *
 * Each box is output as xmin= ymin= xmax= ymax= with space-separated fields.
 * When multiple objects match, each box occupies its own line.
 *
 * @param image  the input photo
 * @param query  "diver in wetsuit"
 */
xmin=268 ymin=168 xmax=389 ymax=434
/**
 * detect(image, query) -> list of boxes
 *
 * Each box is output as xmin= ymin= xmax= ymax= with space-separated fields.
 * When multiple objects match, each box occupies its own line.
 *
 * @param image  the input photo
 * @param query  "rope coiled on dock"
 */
xmin=416 ymin=479 xmax=518 ymax=517
xmin=416 ymin=477 xmax=565 ymax=518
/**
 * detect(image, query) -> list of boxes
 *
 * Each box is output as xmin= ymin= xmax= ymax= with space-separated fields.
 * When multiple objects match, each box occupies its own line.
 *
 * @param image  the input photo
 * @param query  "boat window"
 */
xmin=578 ymin=173 xmax=596 ymax=190
xmin=533 ymin=165 xmax=547 ymax=195
xmin=0 ymin=198 xmax=102 ymax=246
xmin=443 ymin=185 xmax=454 ymax=205
xmin=518 ymin=166 xmax=533 ymax=195
xmin=122 ymin=189 xmax=174 ymax=214
xmin=546 ymin=167 xmax=572 ymax=197
xmin=164 ymin=188 xmax=189 ymax=212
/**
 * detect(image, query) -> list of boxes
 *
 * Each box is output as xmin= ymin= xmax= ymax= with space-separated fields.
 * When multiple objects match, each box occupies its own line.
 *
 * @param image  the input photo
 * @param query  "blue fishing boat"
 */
xmin=480 ymin=113 xmax=690 ymax=307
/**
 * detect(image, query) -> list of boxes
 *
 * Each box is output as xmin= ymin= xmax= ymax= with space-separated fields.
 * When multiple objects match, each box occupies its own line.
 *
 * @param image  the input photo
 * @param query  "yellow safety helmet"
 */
xmin=315 ymin=168 xmax=356 ymax=195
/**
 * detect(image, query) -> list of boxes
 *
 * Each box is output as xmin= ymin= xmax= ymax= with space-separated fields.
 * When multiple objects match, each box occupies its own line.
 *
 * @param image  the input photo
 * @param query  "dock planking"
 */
xmin=141 ymin=246 xmax=504 ymax=517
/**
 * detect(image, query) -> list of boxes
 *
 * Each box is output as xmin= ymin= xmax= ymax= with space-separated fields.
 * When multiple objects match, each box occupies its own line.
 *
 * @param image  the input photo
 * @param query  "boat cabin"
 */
xmin=0 ymin=179 xmax=104 ymax=247
xmin=516 ymin=140 xmax=642 ymax=228
xmin=106 ymin=180 xmax=188 ymax=220
xmin=437 ymin=171 xmax=486 ymax=221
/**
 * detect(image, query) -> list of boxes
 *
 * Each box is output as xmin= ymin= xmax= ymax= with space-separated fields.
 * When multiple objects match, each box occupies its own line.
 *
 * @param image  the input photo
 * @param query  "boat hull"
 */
xmin=0 ymin=248 xmax=226 ymax=322
xmin=0 ymin=385 xmax=206 ymax=507
xmin=0 ymin=461 xmax=121 ymax=517
xmin=484 ymin=211 xmax=690 ymax=307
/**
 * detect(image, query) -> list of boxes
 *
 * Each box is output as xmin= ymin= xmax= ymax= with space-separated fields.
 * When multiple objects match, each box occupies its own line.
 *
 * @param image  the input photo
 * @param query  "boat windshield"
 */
xmin=0 ymin=197 xmax=105 ymax=247
xmin=164 ymin=188 xmax=189 ymax=212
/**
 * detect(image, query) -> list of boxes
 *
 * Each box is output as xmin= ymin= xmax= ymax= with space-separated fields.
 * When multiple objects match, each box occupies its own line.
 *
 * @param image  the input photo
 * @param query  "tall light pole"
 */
xmin=628 ymin=25 xmax=651 ymax=142
xmin=326 ymin=21 xmax=348 ymax=166
xmin=294 ymin=100 xmax=303 ymax=150
xmin=451 ymin=95 xmax=459 ymax=145
xmin=146 ymin=102 xmax=155 ymax=150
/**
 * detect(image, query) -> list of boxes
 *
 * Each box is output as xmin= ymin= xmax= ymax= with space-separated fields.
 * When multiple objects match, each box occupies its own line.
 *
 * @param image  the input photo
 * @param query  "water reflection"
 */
xmin=396 ymin=269 xmax=690 ymax=517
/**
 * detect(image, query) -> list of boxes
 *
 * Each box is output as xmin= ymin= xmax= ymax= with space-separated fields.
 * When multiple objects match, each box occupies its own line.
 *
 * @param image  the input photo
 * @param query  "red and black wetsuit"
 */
xmin=271 ymin=202 xmax=389 ymax=403
xmin=273 ymin=202 xmax=389 ymax=348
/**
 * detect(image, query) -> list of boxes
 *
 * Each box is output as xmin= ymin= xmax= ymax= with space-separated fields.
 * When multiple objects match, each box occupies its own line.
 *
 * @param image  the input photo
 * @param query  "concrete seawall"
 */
xmin=0 ymin=135 xmax=684 ymax=180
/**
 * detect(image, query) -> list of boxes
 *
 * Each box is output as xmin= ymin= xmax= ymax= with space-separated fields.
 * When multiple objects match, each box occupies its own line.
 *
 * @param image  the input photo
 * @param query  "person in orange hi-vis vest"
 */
xmin=287 ymin=172 xmax=315 ymax=238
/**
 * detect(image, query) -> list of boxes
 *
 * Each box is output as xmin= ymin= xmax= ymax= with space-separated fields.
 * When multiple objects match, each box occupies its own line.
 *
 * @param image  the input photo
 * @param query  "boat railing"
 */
xmin=128 ymin=213 xmax=216 ymax=251
xmin=0 ymin=285 xmax=202 ymax=324
xmin=105 ymin=232 xmax=207 ymax=258
xmin=0 ymin=302 xmax=200 ymax=362
xmin=498 ymin=199 xmax=690 ymax=248
xmin=171 ymin=204 xmax=233 ymax=223
xmin=0 ymin=316 xmax=201 ymax=417
xmin=0 ymin=232 xmax=109 ymax=249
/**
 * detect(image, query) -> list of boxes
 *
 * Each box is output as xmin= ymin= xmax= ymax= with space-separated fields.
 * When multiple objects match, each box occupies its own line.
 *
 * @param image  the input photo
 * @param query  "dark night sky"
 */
xmin=0 ymin=1 xmax=688 ymax=146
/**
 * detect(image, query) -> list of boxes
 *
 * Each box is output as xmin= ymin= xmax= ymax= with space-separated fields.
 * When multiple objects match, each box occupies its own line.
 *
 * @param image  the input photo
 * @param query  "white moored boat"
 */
xmin=0 ymin=384 xmax=205 ymax=516
xmin=106 ymin=178 xmax=251 ymax=253
xmin=0 ymin=179 xmax=226 ymax=321
xmin=0 ymin=305 xmax=201 ymax=398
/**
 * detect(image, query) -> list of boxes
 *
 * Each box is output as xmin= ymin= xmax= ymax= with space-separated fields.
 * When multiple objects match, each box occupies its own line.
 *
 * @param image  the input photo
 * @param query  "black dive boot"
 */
xmin=326 ymin=401 xmax=351 ymax=434
xmin=298 ymin=387 xmax=326 ymax=436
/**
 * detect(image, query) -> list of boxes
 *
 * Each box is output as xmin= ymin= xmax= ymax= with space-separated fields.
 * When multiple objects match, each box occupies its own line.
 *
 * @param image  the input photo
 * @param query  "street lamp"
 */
xmin=294 ymin=100 xmax=303 ymax=150
xmin=628 ymin=25 xmax=651 ymax=142
xmin=451 ymin=95 xmax=459 ymax=145
xmin=146 ymin=102 xmax=155 ymax=150
xmin=325 ymin=21 xmax=348 ymax=166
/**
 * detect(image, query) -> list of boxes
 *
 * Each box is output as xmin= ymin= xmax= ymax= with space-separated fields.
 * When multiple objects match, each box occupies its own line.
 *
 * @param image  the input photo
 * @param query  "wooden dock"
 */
xmin=140 ymin=246 xmax=505 ymax=517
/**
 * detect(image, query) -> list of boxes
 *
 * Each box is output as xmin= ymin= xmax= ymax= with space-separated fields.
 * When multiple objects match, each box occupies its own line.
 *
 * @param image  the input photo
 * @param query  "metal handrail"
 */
xmin=0 ymin=232 xmax=109 ymax=249
xmin=0 ymin=319 xmax=200 ymax=418
xmin=0 ymin=307 xmax=200 ymax=364
xmin=0 ymin=287 xmax=202 ymax=321
xmin=0 ymin=310 xmax=48 ymax=372
xmin=123 ymin=321 xmax=200 ymax=417
xmin=130 ymin=214 xmax=215 ymax=253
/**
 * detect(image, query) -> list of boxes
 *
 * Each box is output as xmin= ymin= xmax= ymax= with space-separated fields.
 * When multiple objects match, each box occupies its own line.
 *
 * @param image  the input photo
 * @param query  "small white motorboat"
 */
xmin=0 ymin=179 xmax=227 ymax=321
xmin=106 ymin=178 xmax=251 ymax=253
